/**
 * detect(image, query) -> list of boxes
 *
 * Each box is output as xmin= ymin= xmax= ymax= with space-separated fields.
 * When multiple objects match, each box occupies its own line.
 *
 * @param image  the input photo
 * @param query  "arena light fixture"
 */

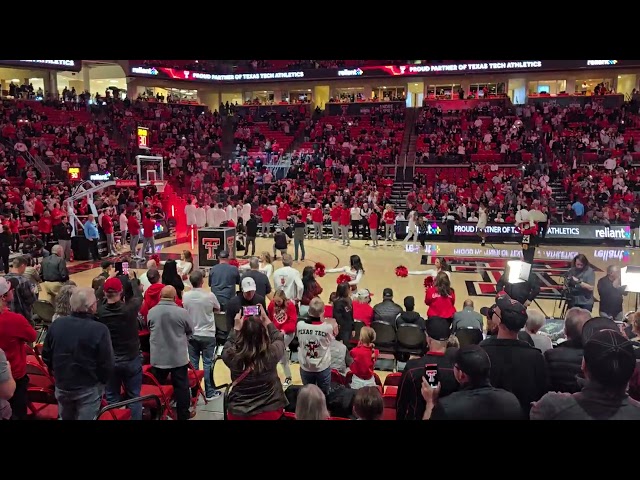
xmin=506 ymin=260 xmax=532 ymax=284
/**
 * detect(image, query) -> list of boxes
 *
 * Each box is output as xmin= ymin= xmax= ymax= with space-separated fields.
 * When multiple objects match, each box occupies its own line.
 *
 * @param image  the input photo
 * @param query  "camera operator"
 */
xmin=564 ymin=254 xmax=596 ymax=312
xmin=597 ymin=265 xmax=627 ymax=321
xmin=495 ymin=263 xmax=540 ymax=307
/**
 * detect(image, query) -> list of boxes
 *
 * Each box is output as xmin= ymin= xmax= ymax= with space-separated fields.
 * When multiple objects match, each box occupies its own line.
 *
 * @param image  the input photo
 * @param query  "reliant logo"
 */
xmin=594 ymin=249 xmax=626 ymax=262
xmin=337 ymin=68 xmax=363 ymax=77
xmin=89 ymin=172 xmax=111 ymax=182
xmin=587 ymin=60 xmax=618 ymax=66
xmin=132 ymin=66 xmax=158 ymax=75
xmin=594 ymin=226 xmax=631 ymax=239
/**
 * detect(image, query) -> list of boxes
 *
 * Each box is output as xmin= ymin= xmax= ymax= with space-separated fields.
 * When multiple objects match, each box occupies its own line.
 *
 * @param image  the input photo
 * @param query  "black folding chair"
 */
xmin=396 ymin=324 xmax=427 ymax=359
xmin=94 ymin=394 xmax=163 ymax=420
xmin=211 ymin=312 xmax=230 ymax=390
xmin=455 ymin=327 xmax=484 ymax=347
xmin=33 ymin=300 xmax=55 ymax=344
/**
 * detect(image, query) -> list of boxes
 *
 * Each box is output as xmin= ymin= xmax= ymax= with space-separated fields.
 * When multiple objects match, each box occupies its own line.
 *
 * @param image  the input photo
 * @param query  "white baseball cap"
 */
xmin=0 ymin=277 xmax=14 ymax=296
xmin=241 ymin=277 xmax=256 ymax=292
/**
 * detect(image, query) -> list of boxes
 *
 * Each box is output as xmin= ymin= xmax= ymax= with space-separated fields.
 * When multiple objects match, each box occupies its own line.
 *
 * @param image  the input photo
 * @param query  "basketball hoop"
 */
xmin=155 ymin=181 xmax=166 ymax=193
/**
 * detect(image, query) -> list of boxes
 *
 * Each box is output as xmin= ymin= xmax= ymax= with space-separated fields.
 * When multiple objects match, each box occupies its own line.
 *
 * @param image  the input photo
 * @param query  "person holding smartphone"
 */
xmin=224 ymin=277 xmax=267 ymax=333
xmin=222 ymin=303 xmax=287 ymax=420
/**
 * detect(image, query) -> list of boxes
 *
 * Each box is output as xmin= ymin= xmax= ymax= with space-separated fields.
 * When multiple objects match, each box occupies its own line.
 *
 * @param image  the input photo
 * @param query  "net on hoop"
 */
xmin=136 ymin=155 xmax=164 ymax=186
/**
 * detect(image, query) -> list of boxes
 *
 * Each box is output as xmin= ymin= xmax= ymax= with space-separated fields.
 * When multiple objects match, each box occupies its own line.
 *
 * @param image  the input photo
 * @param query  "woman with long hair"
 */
xmin=162 ymin=259 xmax=185 ymax=299
xmin=326 ymin=254 xmax=365 ymax=290
xmin=424 ymin=271 xmax=456 ymax=319
xmin=222 ymin=305 xmax=287 ymax=420
xmin=295 ymin=384 xmax=330 ymax=420
xmin=176 ymin=250 xmax=194 ymax=287
xmin=300 ymin=266 xmax=323 ymax=317
xmin=408 ymin=257 xmax=452 ymax=280
xmin=333 ymin=282 xmax=354 ymax=343
xmin=267 ymin=290 xmax=297 ymax=389
xmin=52 ymin=284 xmax=77 ymax=322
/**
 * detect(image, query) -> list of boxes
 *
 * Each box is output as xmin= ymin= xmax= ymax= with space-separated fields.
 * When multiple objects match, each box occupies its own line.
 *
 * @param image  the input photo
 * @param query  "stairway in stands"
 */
xmin=403 ymin=107 xmax=419 ymax=166
xmin=549 ymin=180 xmax=570 ymax=209
xmin=390 ymin=164 xmax=415 ymax=210
xmin=221 ymin=116 xmax=237 ymax=159
xmin=389 ymin=108 xmax=419 ymax=210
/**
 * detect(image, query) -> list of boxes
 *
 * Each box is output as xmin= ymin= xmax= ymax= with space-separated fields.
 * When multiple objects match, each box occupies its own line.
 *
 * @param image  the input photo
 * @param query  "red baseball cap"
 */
xmin=103 ymin=277 xmax=123 ymax=293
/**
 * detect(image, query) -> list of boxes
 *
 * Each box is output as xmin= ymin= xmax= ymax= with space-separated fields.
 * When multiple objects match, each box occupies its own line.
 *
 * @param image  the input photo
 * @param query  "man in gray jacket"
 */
xmin=452 ymin=299 xmax=483 ymax=332
xmin=148 ymin=285 xmax=194 ymax=420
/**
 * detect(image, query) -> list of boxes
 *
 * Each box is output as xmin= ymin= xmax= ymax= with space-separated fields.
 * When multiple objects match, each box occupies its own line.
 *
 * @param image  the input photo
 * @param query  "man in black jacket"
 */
xmin=245 ymin=215 xmax=259 ymax=256
xmin=597 ymin=265 xmax=627 ymax=321
xmin=373 ymin=288 xmax=403 ymax=325
xmin=480 ymin=294 xmax=548 ymax=415
xmin=495 ymin=263 xmax=540 ymax=307
xmin=97 ymin=276 xmax=144 ymax=420
xmin=42 ymin=287 xmax=114 ymax=420
xmin=422 ymin=345 xmax=523 ymax=420
xmin=396 ymin=316 xmax=458 ymax=420
xmin=544 ymin=307 xmax=590 ymax=393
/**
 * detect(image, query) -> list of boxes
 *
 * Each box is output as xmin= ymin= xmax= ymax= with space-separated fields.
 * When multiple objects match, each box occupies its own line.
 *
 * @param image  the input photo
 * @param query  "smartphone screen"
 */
xmin=243 ymin=305 xmax=259 ymax=317
xmin=114 ymin=261 xmax=123 ymax=275
xmin=424 ymin=364 xmax=439 ymax=388
xmin=122 ymin=262 xmax=129 ymax=275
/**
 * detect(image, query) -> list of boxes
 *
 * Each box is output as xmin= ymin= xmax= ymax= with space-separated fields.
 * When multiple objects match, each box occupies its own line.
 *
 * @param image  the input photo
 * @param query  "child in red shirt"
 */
xmin=267 ymin=290 xmax=297 ymax=387
xmin=349 ymin=326 xmax=379 ymax=389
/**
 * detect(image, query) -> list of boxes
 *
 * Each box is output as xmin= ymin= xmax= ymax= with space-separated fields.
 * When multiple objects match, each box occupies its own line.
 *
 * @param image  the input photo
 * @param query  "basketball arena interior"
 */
xmin=1 ymin=58 xmax=640 ymax=421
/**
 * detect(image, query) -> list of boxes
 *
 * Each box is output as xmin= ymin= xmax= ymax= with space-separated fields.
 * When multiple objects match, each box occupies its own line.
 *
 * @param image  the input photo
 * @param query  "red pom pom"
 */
xmin=395 ymin=265 xmax=408 ymax=278
xmin=337 ymin=274 xmax=352 ymax=285
xmin=150 ymin=254 xmax=160 ymax=265
xmin=424 ymin=276 xmax=434 ymax=289
xmin=229 ymin=259 xmax=240 ymax=268
xmin=315 ymin=262 xmax=326 ymax=277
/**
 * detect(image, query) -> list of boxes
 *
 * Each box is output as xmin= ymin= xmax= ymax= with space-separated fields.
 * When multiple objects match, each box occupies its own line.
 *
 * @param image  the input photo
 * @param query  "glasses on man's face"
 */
xmin=487 ymin=307 xmax=501 ymax=321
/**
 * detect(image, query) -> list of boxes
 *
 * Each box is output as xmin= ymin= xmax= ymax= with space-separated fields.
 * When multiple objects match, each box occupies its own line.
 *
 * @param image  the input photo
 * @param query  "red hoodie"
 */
xmin=268 ymin=300 xmax=297 ymax=334
xmin=311 ymin=207 xmax=323 ymax=223
xmin=349 ymin=343 xmax=378 ymax=380
xmin=424 ymin=287 xmax=456 ymax=319
xmin=0 ymin=309 xmax=37 ymax=379
xmin=140 ymin=283 xmax=183 ymax=320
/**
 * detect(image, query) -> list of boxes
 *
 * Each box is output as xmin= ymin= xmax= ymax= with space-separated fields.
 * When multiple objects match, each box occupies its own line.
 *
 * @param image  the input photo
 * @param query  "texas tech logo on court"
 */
xmin=202 ymin=238 xmax=221 ymax=260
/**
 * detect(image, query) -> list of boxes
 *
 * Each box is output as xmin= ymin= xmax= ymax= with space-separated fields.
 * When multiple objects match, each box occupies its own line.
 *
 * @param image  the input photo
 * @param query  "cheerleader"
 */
xmin=408 ymin=257 xmax=452 ymax=280
xmin=404 ymin=209 xmax=418 ymax=243
xmin=326 ymin=254 xmax=365 ymax=290
xmin=239 ymin=251 xmax=274 ymax=279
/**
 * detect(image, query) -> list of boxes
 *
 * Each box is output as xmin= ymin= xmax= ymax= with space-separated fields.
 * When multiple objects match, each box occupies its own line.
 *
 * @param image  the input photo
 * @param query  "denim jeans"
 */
xmin=188 ymin=335 xmax=217 ymax=398
xmin=294 ymin=239 xmax=305 ymax=261
xmin=105 ymin=355 xmax=143 ymax=420
xmin=141 ymin=236 xmax=155 ymax=256
xmin=55 ymin=385 xmax=105 ymax=420
xmin=300 ymin=366 xmax=331 ymax=396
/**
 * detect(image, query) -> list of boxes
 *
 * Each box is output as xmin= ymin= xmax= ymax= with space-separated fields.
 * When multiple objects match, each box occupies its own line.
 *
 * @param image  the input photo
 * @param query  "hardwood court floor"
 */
xmin=65 ymin=236 xmax=640 ymax=388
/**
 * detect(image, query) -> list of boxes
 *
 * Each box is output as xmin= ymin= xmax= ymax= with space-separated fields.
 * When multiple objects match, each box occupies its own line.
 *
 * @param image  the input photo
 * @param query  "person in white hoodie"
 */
xmin=183 ymin=270 xmax=220 ymax=400
xmin=241 ymin=202 xmax=252 ymax=225
xmin=272 ymin=253 xmax=303 ymax=304
xmin=185 ymin=198 xmax=197 ymax=234
xmin=213 ymin=203 xmax=227 ymax=227
xmin=206 ymin=203 xmax=216 ymax=228
xmin=226 ymin=202 xmax=238 ymax=225
xmin=119 ymin=210 xmax=128 ymax=244
xmin=195 ymin=204 xmax=206 ymax=229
